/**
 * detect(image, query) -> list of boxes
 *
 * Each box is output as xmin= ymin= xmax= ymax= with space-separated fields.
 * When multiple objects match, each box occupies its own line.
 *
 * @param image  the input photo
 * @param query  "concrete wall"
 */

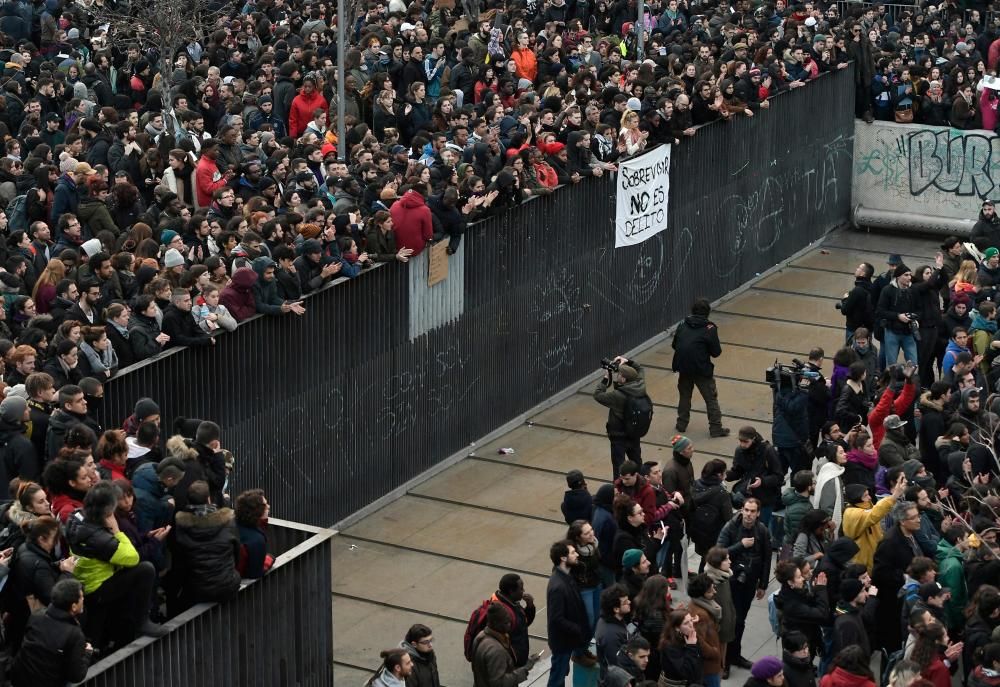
xmin=853 ymin=119 xmax=1000 ymax=221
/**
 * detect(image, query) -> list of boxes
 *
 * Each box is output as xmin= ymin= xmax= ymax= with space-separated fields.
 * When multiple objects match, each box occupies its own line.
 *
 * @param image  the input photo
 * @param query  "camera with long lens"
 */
xmin=905 ymin=313 xmax=921 ymax=341
xmin=600 ymin=358 xmax=620 ymax=373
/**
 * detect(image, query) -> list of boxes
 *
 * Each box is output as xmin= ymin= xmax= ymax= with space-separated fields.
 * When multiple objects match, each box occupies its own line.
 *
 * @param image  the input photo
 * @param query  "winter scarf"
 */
xmin=971 ymin=310 xmax=998 ymax=334
xmin=691 ymin=595 xmax=722 ymax=624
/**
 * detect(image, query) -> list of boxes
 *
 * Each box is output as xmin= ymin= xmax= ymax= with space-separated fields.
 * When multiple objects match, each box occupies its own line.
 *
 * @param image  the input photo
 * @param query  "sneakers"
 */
xmin=675 ymin=424 xmax=687 ymax=433
xmin=709 ymin=427 xmax=731 ymax=438
xmin=139 ymin=620 xmax=169 ymax=638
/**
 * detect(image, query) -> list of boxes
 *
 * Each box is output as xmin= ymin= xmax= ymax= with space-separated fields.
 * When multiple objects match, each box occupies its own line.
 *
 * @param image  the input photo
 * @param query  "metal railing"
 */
xmin=76 ymin=519 xmax=334 ymax=686
xmin=95 ymin=67 xmax=856 ymax=528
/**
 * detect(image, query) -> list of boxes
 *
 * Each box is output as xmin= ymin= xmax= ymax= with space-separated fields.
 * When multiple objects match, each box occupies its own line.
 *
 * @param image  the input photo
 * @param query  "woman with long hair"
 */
xmin=633 ymin=574 xmax=671 ymax=679
xmin=910 ymin=622 xmax=955 ymax=687
xmin=618 ymin=109 xmax=648 ymax=156
xmin=31 ymin=258 xmax=66 ymax=313
xmin=567 ymin=519 xmax=603 ymax=633
xmin=658 ymin=608 xmax=702 ymax=687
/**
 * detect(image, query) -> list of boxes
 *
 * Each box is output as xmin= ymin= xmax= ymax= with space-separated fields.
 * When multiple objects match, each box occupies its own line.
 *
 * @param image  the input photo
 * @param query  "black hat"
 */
xmin=840 ymin=578 xmax=864 ymax=603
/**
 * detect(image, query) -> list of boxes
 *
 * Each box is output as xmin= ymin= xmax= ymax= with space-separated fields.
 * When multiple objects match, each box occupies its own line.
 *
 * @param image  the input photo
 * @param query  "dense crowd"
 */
xmin=365 ymin=270 xmax=1000 ymax=687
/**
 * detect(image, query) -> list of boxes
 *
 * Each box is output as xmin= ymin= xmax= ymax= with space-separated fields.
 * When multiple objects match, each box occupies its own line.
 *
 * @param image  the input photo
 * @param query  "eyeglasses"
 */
xmin=416 ymin=638 xmax=434 ymax=645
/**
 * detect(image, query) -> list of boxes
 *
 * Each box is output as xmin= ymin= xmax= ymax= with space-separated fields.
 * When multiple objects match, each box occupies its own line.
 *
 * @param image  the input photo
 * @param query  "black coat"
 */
xmin=717 ymin=515 xmax=772 ymax=590
xmin=545 ymin=567 xmax=590 ymax=652
xmin=127 ymin=314 xmax=164 ymax=362
xmin=783 ymin=650 xmax=817 ymax=687
xmin=10 ymin=541 xmax=69 ymax=606
xmin=672 ymin=314 xmax=721 ymax=377
xmin=841 ymin=279 xmax=874 ymax=332
xmin=560 ymin=488 xmax=592 ymax=524
xmin=171 ymin=506 xmax=241 ymax=602
xmin=161 ymin=304 xmax=211 ymax=349
xmin=775 ymin=584 xmax=828 ymax=651
xmin=876 ymin=282 xmax=919 ymax=335
xmin=40 ymin=357 xmax=81 ymax=391
xmin=872 ymin=525 xmax=920 ymax=651
xmin=690 ymin=475 xmax=733 ymax=553
xmin=726 ymin=437 xmax=784 ymax=508
xmin=0 ymin=418 xmax=39 ymax=484
xmin=45 ymin=409 xmax=100 ymax=461
xmin=105 ymin=323 xmax=137 ymax=369
xmin=10 ymin=606 xmax=90 ymax=686
xmin=832 ymin=603 xmax=871 ymax=660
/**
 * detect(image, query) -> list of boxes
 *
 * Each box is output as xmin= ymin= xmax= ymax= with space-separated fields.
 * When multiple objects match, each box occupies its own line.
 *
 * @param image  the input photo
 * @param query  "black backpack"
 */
xmin=623 ymin=393 xmax=653 ymax=438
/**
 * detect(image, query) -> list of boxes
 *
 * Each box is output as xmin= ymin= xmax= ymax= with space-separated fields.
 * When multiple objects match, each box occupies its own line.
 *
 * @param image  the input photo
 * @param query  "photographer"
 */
xmin=771 ymin=370 xmax=813 ymax=475
xmin=593 ymin=356 xmax=649 ymax=478
xmin=875 ymin=263 xmax=920 ymax=368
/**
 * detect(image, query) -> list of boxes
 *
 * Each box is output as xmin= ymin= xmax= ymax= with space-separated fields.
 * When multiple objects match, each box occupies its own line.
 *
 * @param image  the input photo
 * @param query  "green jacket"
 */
xmin=73 ymin=531 xmax=140 ymax=594
xmin=935 ymin=538 xmax=967 ymax=630
xmin=781 ymin=490 xmax=813 ymax=545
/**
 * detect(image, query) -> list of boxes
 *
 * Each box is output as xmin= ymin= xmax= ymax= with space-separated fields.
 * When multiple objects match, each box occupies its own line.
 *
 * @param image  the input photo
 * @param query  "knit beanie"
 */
xmin=134 ymin=397 xmax=160 ymax=423
xmin=621 ymin=548 xmax=643 ymax=569
xmin=163 ymin=248 xmax=185 ymax=268
xmin=893 ymin=263 xmax=911 ymax=279
xmin=160 ymin=229 xmax=179 ymax=246
xmin=671 ymin=435 xmax=692 ymax=453
xmin=840 ymin=578 xmax=864 ymax=603
xmin=751 ymin=657 xmax=784 ymax=680
xmin=0 ymin=396 xmax=26 ymax=424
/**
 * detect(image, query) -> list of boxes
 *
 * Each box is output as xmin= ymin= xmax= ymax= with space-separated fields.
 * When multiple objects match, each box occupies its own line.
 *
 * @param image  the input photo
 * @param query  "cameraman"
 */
xmin=772 ymin=371 xmax=813 ymax=474
xmin=875 ymin=263 xmax=919 ymax=368
xmin=593 ymin=355 xmax=647 ymax=477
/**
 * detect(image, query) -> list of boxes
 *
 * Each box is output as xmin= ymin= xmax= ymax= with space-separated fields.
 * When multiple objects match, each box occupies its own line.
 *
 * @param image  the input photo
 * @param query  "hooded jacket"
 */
xmin=935 ymin=537 xmax=968 ymax=630
xmin=878 ymin=427 xmax=920 ymax=468
xmin=593 ymin=361 xmax=647 ymax=439
xmin=399 ymin=640 xmax=440 ymax=687
xmin=672 ymin=314 xmax=722 ymax=377
xmin=65 ymin=513 xmax=140 ymax=594
xmin=172 ymin=505 xmax=241 ymax=602
xmin=251 ymin=256 xmax=286 ymax=315
xmin=287 ymin=88 xmax=328 ymax=138
xmin=591 ymin=484 xmax=618 ymax=569
xmin=918 ymin=392 xmax=948 ymax=472
xmin=815 ymin=537 xmax=860 ymax=609
xmin=220 ymin=267 xmax=258 ymax=322
xmin=782 ymin=489 xmax=814 ymax=545
xmin=0 ymin=414 xmax=38 ymax=484
xmin=841 ymin=490 xmax=896 ymax=571
xmin=390 ymin=189 xmax=433 ymax=255
xmin=127 ymin=312 xmax=164 ymax=362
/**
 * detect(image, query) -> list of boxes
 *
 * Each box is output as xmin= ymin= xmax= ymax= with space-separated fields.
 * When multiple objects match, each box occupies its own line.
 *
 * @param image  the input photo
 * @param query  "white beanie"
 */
xmin=163 ymin=248 xmax=185 ymax=268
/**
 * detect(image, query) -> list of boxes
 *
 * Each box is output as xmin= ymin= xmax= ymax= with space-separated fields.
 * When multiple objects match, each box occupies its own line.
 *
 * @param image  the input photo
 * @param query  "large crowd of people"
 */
xmin=365 ymin=271 xmax=1000 ymax=687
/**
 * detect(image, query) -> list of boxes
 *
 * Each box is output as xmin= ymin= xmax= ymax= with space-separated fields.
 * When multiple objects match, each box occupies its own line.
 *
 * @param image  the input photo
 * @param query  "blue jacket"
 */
xmin=772 ymin=387 xmax=809 ymax=448
xmin=131 ymin=462 xmax=172 ymax=531
xmin=50 ymin=174 xmax=78 ymax=228
xmin=940 ymin=340 xmax=969 ymax=376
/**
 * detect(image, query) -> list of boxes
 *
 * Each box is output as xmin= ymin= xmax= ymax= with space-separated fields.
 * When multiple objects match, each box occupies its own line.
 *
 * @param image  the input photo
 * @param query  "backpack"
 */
xmin=689 ymin=492 xmax=720 ymax=547
xmin=623 ymin=393 xmax=653 ymax=438
xmin=881 ymin=648 xmax=905 ymax=687
xmin=6 ymin=194 xmax=27 ymax=232
xmin=767 ymin=589 xmax=781 ymax=637
xmin=463 ymin=599 xmax=493 ymax=662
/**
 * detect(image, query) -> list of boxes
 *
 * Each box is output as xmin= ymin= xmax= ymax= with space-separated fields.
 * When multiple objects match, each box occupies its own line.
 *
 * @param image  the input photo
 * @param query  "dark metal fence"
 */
xmin=96 ymin=67 xmax=855 ymax=528
xmin=77 ymin=519 xmax=334 ymax=686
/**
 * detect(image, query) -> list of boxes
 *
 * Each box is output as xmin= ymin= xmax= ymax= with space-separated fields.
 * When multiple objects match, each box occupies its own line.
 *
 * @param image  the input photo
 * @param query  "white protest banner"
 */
xmin=615 ymin=145 xmax=671 ymax=248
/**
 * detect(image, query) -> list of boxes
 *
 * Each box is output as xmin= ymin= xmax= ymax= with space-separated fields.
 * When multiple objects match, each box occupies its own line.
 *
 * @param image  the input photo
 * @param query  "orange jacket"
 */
xmin=511 ymin=48 xmax=538 ymax=83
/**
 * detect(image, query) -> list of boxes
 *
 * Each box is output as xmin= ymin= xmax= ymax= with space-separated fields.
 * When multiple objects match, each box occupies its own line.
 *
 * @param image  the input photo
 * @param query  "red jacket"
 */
xmin=195 ymin=156 xmax=228 ymax=207
xmin=288 ymin=90 xmax=328 ymax=138
xmin=819 ymin=667 xmax=876 ymax=687
xmin=614 ymin=475 xmax=658 ymax=524
xmin=921 ymin=658 xmax=951 ymax=687
xmin=220 ymin=267 xmax=258 ymax=322
xmin=51 ymin=492 xmax=83 ymax=524
xmin=868 ymin=380 xmax=917 ymax=449
xmin=390 ymin=190 xmax=434 ymax=255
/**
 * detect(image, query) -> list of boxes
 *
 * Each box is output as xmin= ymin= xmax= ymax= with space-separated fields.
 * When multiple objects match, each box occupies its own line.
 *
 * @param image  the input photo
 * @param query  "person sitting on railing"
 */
xmin=65 ymin=481 xmax=167 ymax=648
xmin=167 ymin=480 xmax=241 ymax=614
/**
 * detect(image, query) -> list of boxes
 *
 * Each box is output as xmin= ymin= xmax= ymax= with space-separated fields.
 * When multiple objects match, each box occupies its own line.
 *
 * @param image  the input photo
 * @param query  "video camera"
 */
xmin=765 ymin=359 xmax=819 ymax=391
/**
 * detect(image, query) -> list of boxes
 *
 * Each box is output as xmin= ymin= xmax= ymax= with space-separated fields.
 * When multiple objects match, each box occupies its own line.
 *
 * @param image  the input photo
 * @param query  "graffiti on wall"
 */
xmin=853 ymin=121 xmax=1000 ymax=219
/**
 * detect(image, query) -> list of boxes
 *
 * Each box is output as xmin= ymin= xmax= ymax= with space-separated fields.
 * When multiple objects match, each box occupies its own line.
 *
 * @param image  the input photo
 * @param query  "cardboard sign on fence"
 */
xmin=427 ymin=241 xmax=449 ymax=286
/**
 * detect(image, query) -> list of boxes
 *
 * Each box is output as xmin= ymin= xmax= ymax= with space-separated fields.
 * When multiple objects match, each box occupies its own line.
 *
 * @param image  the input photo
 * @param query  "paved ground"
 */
xmin=331 ymin=228 xmax=940 ymax=686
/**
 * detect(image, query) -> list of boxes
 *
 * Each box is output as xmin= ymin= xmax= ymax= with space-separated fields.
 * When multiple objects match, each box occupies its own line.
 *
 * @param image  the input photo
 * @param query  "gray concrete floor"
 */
xmin=332 ymin=228 xmax=940 ymax=686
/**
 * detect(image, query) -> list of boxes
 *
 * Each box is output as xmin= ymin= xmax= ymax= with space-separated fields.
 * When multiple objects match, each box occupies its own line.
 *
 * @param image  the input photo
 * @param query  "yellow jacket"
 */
xmin=841 ymin=495 xmax=896 ymax=571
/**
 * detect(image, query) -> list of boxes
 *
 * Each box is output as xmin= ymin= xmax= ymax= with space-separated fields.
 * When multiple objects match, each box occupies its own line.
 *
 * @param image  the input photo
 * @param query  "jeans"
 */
xmin=704 ymin=673 xmax=722 ymax=687
xmin=676 ymin=373 xmax=725 ymax=433
xmin=580 ymin=586 xmax=602 ymax=634
xmin=609 ymin=436 xmax=641 ymax=477
xmin=727 ymin=576 xmax=758 ymax=666
xmin=548 ymin=650 xmax=572 ymax=687
xmin=882 ymin=329 xmax=918 ymax=368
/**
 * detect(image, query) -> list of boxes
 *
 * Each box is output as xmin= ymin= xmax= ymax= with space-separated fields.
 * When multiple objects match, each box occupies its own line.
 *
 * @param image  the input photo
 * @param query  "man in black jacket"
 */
xmin=840 ymin=262 xmax=875 ymax=342
xmin=872 ymin=501 xmax=923 ymax=652
xmin=494 ymin=574 xmax=537 ymax=667
xmin=11 ymin=578 xmax=92 ymax=686
xmin=876 ymin=263 xmax=919 ymax=369
xmin=972 ymin=199 xmax=1000 ymax=251
xmin=546 ymin=540 xmax=591 ymax=687
xmin=717 ymin=498 xmax=772 ymax=672
xmin=671 ymin=298 xmax=729 ymax=437
xmin=161 ymin=290 xmax=214 ymax=349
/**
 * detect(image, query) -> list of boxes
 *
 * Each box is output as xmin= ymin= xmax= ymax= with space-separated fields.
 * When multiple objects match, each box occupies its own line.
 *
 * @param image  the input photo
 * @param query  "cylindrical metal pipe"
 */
xmin=636 ymin=0 xmax=644 ymax=59
xmin=852 ymin=205 xmax=976 ymax=238
xmin=337 ymin=0 xmax=347 ymax=161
